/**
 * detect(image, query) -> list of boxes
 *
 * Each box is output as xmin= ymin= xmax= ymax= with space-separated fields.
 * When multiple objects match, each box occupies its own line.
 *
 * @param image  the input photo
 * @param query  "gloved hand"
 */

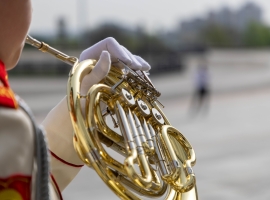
xmin=42 ymin=37 xmax=151 ymax=191
xmin=79 ymin=37 xmax=151 ymax=95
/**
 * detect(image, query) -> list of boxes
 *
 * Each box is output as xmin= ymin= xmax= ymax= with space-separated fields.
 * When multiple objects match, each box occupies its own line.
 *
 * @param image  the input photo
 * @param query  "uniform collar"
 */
xmin=0 ymin=61 xmax=18 ymax=109
xmin=0 ymin=60 xmax=9 ymax=87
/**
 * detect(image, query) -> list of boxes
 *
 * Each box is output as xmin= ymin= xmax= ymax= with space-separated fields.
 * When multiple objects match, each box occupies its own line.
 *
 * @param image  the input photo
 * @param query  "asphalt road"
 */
xmin=9 ymin=66 xmax=270 ymax=200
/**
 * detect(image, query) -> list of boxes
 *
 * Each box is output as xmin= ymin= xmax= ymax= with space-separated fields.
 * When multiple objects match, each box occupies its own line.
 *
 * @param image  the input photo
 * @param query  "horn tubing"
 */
xmin=25 ymin=35 xmax=198 ymax=200
xmin=25 ymin=35 xmax=77 ymax=66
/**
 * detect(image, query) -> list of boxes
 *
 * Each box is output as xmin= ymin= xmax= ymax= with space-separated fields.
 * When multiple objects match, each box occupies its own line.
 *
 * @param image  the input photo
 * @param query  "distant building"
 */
xmin=178 ymin=2 xmax=263 ymax=45
xmin=234 ymin=2 xmax=262 ymax=31
xmin=206 ymin=7 xmax=234 ymax=28
xmin=179 ymin=18 xmax=206 ymax=46
xmin=188 ymin=2 xmax=262 ymax=30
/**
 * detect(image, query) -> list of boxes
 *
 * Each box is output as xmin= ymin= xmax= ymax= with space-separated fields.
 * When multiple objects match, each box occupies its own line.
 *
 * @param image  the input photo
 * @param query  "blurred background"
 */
xmin=9 ymin=0 xmax=270 ymax=199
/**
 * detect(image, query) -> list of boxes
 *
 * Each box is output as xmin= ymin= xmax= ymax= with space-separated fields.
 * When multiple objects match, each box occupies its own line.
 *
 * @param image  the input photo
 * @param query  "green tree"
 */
xmin=200 ymin=24 xmax=238 ymax=47
xmin=81 ymin=23 xmax=171 ymax=56
xmin=243 ymin=22 xmax=270 ymax=47
xmin=81 ymin=23 xmax=135 ymax=51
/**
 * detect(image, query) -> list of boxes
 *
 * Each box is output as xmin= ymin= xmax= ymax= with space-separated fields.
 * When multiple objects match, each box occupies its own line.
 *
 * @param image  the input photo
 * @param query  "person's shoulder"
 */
xmin=0 ymin=91 xmax=34 ymax=152
xmin=0 ymin=105 xmax=34 ymax=143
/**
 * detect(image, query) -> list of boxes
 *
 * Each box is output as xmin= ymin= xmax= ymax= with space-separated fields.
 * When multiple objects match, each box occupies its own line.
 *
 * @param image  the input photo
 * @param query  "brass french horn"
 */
xmin=26 ymin=35 xmax=198 ymax=200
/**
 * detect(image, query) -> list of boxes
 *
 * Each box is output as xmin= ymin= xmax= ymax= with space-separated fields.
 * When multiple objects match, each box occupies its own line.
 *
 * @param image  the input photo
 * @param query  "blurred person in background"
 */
xmin=189 ymin=56 xmax=211 ymax=117
xmin=0 ymin=1 xmax=151 ymax=199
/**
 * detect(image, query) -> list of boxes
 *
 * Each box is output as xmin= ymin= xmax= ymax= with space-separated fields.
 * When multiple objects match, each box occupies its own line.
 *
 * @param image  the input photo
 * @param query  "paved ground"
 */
xmin=9 ymin=65 xmax=270 ymax=200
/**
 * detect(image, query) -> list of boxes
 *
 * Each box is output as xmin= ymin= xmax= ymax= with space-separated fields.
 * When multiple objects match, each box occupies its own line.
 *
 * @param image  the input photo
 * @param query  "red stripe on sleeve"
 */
xmin=50 ymin=150 xmax=84 ymax=168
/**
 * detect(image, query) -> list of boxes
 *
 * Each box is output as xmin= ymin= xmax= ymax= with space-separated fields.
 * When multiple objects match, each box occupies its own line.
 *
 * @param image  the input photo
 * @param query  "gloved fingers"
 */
xmin=133 ymin=55 xmax=151 ymax=71
xmin=79 ymin=37 xmax=132 ymax=66
xmin=79 ymin=37 xmax=152 ymax=71
xmin=120 ymin=46 xmax=142 ymax=70
xmin=81 ymin=51 xmax=111 ymax=94
xmin=114 ymin=47 xmax=151 ymax=71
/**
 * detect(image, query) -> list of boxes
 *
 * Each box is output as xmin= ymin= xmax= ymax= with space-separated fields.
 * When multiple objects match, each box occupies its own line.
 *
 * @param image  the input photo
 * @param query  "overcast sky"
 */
xmin=30 ymin=0 xmax=270 ymax=35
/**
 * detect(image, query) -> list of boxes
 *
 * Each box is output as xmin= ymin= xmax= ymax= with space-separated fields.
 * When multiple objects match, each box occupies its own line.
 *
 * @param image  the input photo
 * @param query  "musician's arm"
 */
xmin=0 ymin=0 xmax=32 ymax=70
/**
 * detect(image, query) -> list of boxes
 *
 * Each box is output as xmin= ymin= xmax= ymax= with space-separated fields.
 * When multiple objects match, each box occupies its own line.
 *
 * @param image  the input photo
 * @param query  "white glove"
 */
xmin=79 ymin=37 xmax=151 ymax=70
xmin=42 ymin=37 xmax=151 ymax=191
xmin=80 ymin=37 xmax=151 ymax=94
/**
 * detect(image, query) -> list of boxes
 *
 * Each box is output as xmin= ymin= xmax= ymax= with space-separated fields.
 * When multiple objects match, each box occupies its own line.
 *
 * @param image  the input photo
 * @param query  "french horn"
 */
xmin=26 ymin=35 xmax=198 ymax=200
